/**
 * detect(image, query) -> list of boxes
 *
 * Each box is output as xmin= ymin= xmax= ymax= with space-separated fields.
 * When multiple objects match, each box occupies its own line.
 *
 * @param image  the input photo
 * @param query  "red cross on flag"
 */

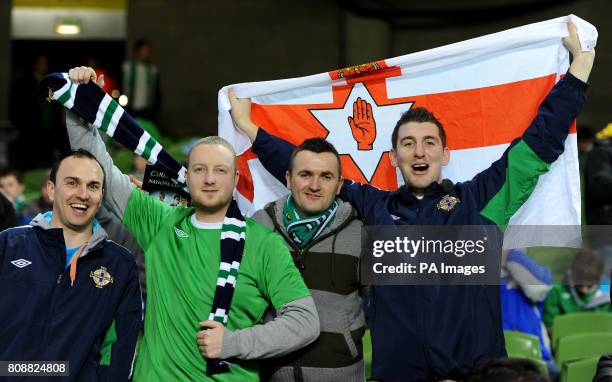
xmin=218 ymin=15 xmax=597 ymax=245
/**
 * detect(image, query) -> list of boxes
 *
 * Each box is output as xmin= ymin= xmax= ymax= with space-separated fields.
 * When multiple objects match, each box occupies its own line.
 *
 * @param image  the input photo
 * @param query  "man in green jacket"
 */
xmin=544 ymin=249 xmax=612 ymax=330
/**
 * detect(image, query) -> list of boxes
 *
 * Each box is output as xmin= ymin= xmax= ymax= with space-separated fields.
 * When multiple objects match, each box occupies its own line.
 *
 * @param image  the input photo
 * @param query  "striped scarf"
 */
xmin=39 ymin=72 xmax=186 ymax=184
xmin=207 ymin=199 xmax=246 ymax=375
xmin=283 ymin=195 xmax=338 ymax=249
xmin=39 ymin=73 xmax=246 ymax=375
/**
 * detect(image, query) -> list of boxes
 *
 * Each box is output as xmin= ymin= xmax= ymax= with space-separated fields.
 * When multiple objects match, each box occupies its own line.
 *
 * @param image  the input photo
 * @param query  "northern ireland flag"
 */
xmin=218 ymin=15 xmax=597 ymax=247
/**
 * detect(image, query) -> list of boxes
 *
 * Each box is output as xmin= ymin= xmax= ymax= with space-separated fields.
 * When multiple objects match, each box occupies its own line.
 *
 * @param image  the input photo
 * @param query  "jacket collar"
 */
xmin=29 ymin=211 xmax=108 ymax=257
xmin=397 ymin=179 xmax=455 ymax=204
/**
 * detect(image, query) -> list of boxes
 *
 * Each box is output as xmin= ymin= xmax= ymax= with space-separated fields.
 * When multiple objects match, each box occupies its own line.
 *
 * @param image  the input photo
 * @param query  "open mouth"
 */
xmin=411 ymin=163 xmax=429 ymax=174
xmin=70 ymin=203 xmax=89 ymax=214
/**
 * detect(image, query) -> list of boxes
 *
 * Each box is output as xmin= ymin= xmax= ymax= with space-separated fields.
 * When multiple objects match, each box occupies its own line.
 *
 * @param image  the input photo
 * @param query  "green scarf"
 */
xmin=283 ymin=195 xmax=338 ymax=249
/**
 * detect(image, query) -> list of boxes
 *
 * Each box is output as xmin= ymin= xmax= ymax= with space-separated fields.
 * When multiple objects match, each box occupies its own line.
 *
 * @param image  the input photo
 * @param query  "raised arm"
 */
xmin=470 ymin=22 xmax=594 ymax=228
xmin=565 ymin=21 xmax=595 ymax=83
xmin=228 ymin=90 xmax=388 ymax=223
xmin=229 ymin=89 xmax=259 ymax=143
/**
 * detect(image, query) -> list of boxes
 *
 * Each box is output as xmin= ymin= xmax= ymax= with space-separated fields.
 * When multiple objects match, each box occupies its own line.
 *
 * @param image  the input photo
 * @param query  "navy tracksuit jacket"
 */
xmin=0 ymin=215 xmax=143 ymax=381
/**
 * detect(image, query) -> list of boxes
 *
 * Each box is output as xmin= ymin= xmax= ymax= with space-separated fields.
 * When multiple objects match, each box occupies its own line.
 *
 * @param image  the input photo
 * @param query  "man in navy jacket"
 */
xmin=228 ymin=22 xmax=595 ymax=381
xmin=0 ymin=149 xmax=143 ymax=381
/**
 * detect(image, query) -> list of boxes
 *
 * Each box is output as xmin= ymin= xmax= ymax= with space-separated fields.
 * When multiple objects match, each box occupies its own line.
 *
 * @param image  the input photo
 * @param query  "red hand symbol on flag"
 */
xmin=348 ymin=97 xmax=376 ymax=150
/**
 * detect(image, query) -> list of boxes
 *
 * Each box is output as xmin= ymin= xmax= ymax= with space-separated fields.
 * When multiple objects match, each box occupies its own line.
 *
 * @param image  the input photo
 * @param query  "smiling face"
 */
xmin=286 ymin=150 xmax=343 ymax=216
xmin=48 ymin=156 xmax=104 ymax=233
xmin=185 ymin=143 xmax=238 ymax=218
xmin=391 ymin=121 xmax=450 ymax=195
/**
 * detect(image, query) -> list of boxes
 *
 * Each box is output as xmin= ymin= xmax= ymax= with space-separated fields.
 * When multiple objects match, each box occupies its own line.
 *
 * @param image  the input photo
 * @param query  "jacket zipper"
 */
xmin=40 ymin=270 xmax=66 ymax=352
xmin=266 ymin=203 xmax=357 ymax=379
xmin=39 ymin=246 xmax=102 ymax=350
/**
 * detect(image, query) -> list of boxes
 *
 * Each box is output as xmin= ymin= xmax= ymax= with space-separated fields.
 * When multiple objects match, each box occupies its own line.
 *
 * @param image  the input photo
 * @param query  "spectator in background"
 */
xmin=0 ymin=168 xmax=25 ymax=214
xmin=500 ymin=249 xmax=555 ymax=375
xmin=543 ymin=249 xmax=612 ymax=332
xmin=0 ymin=190 xmax=18 ymax=230
xmin=466 ymin=358 xmax=549 ymax=382
xmin=21 ymin=169 xmax=53 ymax=222
xmin=585 ymin=125 xmax=612 ymax=280
xmin=122 ymin=39 xmax=161 ymax=121
xmin=9 ymin=54 xmax=67 ymax=169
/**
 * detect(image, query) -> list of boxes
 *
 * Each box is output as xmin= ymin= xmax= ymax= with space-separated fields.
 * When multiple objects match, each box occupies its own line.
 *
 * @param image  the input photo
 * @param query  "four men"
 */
xmin=0 ymin=20 xmax=598 ymax=382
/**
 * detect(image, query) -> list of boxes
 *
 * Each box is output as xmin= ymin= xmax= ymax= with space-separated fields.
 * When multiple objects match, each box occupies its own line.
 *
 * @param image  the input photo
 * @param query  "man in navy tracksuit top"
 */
xmin=0 ymin=149 xmax=142 ymax=381
xmin=228 ymin=23 xmax=594 ymax=381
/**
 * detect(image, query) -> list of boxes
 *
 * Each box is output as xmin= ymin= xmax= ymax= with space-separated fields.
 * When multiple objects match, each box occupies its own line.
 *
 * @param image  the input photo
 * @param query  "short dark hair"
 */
xmin=288 ymin=138 xmax=341 ymax=177
xmin=391 ymin=107 xmax=447 ymax=149
xmin=572 ymin=249 xmax=604 ymax=286
xmin=134 ymin=39 xmax=151 ymax=52
xmin=50 ymin=149 xmax=106 ymax=189
xmin=0 ymin=168 xmax=24 ymax=184
xmin=467 ymin=358 xmax=549 ymax=382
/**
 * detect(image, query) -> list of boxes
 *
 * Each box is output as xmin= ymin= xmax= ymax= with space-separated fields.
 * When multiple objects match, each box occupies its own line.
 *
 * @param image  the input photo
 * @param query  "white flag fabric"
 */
xmin=217 ymin=14 xmax=597 ymax=248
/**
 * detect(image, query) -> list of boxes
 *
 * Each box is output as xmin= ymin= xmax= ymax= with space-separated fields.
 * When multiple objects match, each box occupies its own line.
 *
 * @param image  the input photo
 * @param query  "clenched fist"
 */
xmin=197 ymin=320 xmax=225 ymax=359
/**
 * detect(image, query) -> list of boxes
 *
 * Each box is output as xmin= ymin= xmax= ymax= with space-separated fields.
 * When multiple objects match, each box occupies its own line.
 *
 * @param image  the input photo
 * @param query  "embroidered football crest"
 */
xmin=90 ymin=267 xmax=114 ymax=288
xmin=437 ymin=195 xmax=460 ymax=211
xmin=174 ymin=226 xmax=189 ymax=238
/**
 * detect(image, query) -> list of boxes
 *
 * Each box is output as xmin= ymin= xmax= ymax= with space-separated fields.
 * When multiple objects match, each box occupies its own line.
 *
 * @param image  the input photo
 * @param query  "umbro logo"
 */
xmin=174 ymin=226 xmax=189 ymax=238
xmin=11 ymin=259 xmax=32 ymax=268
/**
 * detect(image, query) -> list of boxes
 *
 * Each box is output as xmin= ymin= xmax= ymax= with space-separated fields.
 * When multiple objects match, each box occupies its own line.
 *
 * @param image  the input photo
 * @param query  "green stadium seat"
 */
xmin=552 ymin=312 xmax=612 ymax=350
xmin=561 ymin=356 xmax=599 ymax=382
xmin=504 ymin=330 xmax=542 ymax=360
xmin=363 ymin=329 xmax=372 ymax=379
xmin=555 ymin=333 xmax=612 ymax=368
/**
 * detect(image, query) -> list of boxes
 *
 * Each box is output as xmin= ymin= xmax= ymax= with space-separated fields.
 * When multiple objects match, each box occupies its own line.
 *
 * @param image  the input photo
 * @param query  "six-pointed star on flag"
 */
xmin=310 ymin=82 xmax=413 ymax=182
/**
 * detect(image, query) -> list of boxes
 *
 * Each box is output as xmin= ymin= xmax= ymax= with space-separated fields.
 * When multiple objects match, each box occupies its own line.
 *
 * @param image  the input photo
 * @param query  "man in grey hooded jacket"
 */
xmin=253 ymin=136 xmax=367 ymax=382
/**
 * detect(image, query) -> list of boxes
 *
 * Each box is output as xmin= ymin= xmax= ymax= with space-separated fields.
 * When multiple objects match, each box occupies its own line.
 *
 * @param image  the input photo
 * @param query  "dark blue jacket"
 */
xmin=250 ymin=73 xmax=587 ymax=381
xmin=0 ymin=214 xmax=143 ymax=381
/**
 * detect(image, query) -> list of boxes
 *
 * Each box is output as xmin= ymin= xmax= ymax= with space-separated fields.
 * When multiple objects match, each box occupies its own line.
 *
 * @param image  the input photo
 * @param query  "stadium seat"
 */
xmin=504 ymin=330 xmax=542 ymax=360
xmin=561 ymin=356 xmax=599 ymax=382
xmin=552 ymin=312 xmax=612 ymax=350
xmin=555 ymin=332 xmax=612 ymax=368
xmin=363 ymin=329 xmax=372 ymax=379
